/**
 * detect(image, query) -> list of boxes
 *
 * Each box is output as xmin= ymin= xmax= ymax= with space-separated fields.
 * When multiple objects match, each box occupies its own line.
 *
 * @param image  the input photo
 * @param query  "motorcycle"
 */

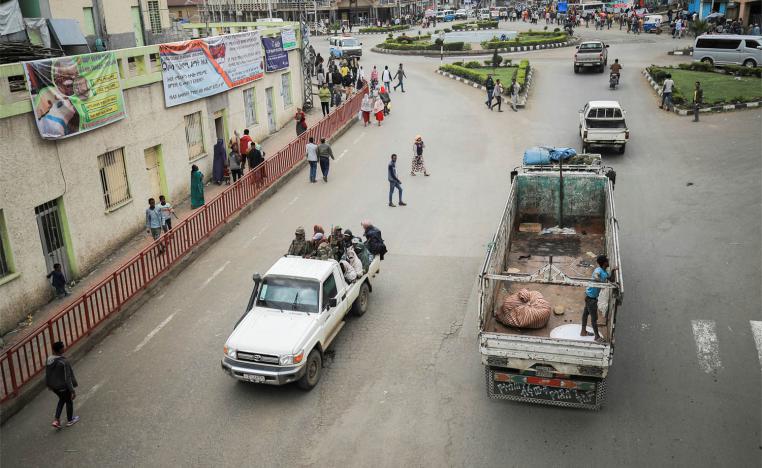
xmin=609 ymin=72 xmax=620 ymax=89
xmin=564 ymin=22 xmax=574 ymax=35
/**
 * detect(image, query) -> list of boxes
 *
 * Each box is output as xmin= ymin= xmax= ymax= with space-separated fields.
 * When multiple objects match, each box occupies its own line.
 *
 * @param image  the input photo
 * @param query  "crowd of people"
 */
xmin=286 ymin=221 xmax=387 ymax=283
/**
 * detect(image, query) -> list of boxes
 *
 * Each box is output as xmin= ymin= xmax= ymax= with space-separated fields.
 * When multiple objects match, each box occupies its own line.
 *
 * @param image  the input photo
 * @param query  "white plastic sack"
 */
xmin=0 ymin=0 xmax=25 ymax=36
xmin=357 ymin=110 xmax=363 ymax=121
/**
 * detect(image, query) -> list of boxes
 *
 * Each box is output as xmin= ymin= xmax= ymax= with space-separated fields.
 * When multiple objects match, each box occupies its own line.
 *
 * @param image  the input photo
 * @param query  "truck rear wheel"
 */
xmin=351 ymin=282 xmax=370 ymax=317
xmin=297 ymin=349 xmax=322 ymax=390
xmin=618 ymin=143 xmax=626 ymax=154
xmin=574 ymin=65 xmax=580 ymax=74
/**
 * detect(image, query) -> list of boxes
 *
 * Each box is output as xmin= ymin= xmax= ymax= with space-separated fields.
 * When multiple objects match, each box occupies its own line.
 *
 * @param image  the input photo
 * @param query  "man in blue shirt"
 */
xmin=581 ymin=255 xmax=617 ymax=342
xmin=145 ymin=198 xmax=165 ymax=253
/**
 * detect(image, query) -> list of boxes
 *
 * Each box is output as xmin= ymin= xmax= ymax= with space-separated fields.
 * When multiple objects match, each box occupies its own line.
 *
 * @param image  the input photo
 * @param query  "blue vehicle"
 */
xmin=443 ymin=10 xmax=456 ymax=22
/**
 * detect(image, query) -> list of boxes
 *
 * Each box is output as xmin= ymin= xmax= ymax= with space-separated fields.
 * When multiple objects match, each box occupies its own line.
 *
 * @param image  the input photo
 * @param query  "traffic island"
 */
xmin=356 ymin=25 xmax=411 ymax=35
xmin=373 ymin=32 xmax=575 ymax=57
xmin=436 ymin=59 xmax=534 ymax=108
xmin=643 ymin=64 xmax=762 ymax=116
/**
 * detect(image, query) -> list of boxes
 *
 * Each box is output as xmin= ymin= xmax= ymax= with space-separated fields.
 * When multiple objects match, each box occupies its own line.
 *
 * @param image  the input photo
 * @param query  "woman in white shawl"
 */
xmin=360 ymin=93 xmax=372 ymax=127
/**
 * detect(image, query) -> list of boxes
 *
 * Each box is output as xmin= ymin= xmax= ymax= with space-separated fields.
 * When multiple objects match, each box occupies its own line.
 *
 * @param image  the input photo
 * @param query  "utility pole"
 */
xmin=299 ymin=1 xmax=314 ymax=111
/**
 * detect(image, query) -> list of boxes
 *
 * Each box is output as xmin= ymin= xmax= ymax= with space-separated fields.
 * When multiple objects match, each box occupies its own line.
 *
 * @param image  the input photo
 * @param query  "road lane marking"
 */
xmin=133 ymin=312 xmax=176 ymax=354
xmin=282 ymin=196 xmax=300 ymax=212
xmin=691 ymin=320 xmax=722 ymax=374
xmin=750 ymin=321 xmax=762 ymax=371
xmin=352 ymin=132 xmax=366 ymax=145
xmin=201 ymin=260 xmax=231 ymax=289
xmin=76 ymin=379 xmax=106 ymax=407
xmin=336 ymin=149 xmax=348 ymax=161
xmin=244 ymin=224 xmax=270 ymax=248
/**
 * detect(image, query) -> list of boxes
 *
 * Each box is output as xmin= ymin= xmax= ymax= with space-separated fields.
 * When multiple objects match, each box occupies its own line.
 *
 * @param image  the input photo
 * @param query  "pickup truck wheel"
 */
xmin=574 ymin=65 xmax=579 ymax=74
xmin=582 ymin=143 xmax=589 ymax=153
xmin=351 ymin=282 xmax=370 ymax=317
xmin=297 ymin=350 xmax=322 ymax=390
xmin=618 ymin=144 xmax=626 ymax=154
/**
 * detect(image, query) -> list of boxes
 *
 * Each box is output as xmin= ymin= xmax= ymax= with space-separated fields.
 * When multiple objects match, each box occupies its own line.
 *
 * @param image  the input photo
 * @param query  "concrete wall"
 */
xmin=0 ymin=47 xmax=304 ymax=334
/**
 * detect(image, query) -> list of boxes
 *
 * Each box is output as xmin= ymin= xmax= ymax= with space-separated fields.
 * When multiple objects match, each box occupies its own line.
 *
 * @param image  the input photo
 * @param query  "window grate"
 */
xmin=148 ymin=1 xmax=162 ymax=32
xmin=184 ymin=111 xmax=205 ymax=160
xmin=243 ymin=87 xmax=258 ymax=126
xmin=281 ymin=72 xmax=292 ymax=108
xmin=97 ymin=148 xmax=131 ymax=209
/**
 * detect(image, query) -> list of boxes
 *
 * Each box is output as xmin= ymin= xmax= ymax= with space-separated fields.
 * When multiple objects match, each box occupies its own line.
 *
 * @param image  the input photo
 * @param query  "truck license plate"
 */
xmin=246 ymin=374 xmax=265 ymax=383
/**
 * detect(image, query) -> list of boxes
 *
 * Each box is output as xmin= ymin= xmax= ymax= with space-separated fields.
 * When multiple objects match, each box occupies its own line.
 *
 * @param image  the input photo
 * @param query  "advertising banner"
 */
xmin=159 ymin=31 xmax=265 ymax=107
xmin=262 ymin=35 xmax=289 ymax=72
xmin=23 ymin=52 xmax=126 ymax=139
xmin=281 ymin=27 xmax=297 ymax=50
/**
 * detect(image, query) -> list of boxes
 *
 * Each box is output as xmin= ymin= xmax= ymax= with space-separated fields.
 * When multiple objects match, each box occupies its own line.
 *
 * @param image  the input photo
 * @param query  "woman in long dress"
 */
xmin=372 ymin=96 xmax=384 ymax=126
xmin=411 ymin=135 xmax=429 ymax=176
xmin=360 ymin=93 xmax=372 ymax=127
xmin=190 ymin=164 xmax=205 ymax=208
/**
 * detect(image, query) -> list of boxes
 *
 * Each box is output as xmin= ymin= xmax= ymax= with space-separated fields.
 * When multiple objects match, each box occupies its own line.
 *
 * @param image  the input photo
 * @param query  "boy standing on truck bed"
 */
xmin=581 ymin=255 xmax=618 ymax=343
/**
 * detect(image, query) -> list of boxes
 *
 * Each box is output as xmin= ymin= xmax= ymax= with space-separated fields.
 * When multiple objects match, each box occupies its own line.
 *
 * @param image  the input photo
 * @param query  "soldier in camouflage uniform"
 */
xmin=329 ymin=225 xmax=345 ymax=261
xmin=314 ymin=240 xmax=334 ymax=260
xmin=287 ymin=227 xmax=314 ymax=257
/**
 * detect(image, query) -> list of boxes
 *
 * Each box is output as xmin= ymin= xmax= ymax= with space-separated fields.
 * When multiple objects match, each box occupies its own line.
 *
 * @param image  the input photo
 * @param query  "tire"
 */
xmin=574 ymin=65 xmax=579 ymax=74
xmin=599 ymin=65 xmax=605 ymax=73
xmin=297 ymin=349 xmax=322 ymax=390
xmin=618 ymin=143 xmax=626 ymax=154
xmin=700 ymin=57 xmax=714 ymax=66
xmin=351 ymin=282 xmax=370 ymax=317
xmin=582 ymin=143 xmax=589 ymax=153
xmin=743 ymin=59 xmax=757 ymax=68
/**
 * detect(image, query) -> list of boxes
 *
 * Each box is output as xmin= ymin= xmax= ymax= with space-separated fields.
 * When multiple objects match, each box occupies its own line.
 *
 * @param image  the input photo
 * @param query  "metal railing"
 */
xmin=0 ymin=86 xmax=366 ymax=403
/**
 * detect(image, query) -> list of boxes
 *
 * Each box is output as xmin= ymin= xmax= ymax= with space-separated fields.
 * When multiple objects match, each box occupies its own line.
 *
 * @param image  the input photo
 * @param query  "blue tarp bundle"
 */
xmin=522 ymin=146 xmax=578 ymax=165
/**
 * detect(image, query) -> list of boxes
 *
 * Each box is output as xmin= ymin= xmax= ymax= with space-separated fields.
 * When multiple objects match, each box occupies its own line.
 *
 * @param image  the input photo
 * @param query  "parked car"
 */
xmin=693 ymin=34 xmax=762 ymax=67
xmin=643 ymin=15 xmax=664 ymax=33
xmin=574 ymin=40 xmax=609 ymax=73
xmin=455 ymin=9 xmax=468 ymax=19
xmin=579 ymin=100 xmax=629 ymax=153
xmin=329 ymin=35 xmax=362 ymax=58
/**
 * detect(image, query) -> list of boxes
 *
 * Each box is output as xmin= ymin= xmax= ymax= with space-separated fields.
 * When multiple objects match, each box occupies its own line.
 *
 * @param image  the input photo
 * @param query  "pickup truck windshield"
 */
xmin=342 ymin=39 xmax=359 ymax=47
xmin=257 ymin=276 xmax=319 ymax=313
xmin=579 ymin=43 xmax=603 ymax=50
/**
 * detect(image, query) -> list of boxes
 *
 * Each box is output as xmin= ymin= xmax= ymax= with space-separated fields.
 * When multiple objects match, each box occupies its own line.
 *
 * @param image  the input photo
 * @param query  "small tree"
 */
xmin=491 ymin=49 xmax=502 ymax=69
xmin=690 ymin=19 xmax=710 ymax=37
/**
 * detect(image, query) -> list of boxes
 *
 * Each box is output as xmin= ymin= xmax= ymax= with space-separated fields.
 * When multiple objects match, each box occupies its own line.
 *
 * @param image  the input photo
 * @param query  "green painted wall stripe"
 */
xmin=56 ymin=197 xmax=79 ymax=278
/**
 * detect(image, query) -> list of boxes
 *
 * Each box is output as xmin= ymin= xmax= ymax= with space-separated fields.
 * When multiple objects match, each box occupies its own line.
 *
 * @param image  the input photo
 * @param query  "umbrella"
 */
xmin=705 ymin=12 xmax=724 ymax=19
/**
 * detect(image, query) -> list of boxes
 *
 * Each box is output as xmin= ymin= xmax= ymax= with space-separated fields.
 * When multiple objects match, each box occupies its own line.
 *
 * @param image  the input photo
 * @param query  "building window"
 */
xmin=184 ymin=111 xmax=205 ymax=160
xmin=0 ymin=210 xmax=14 ymax=279
xmin=243 ymin=87 xmax=258 ymax=126
xmin=82 ymin=7 xmax=96 ymax=36
xmin=148 ymin=0 xmax=162 ymax=31
xmin=281 ymin=72 xmax=293 ymax=108
xmin=98 ymin=148 xmax=132 ymax=210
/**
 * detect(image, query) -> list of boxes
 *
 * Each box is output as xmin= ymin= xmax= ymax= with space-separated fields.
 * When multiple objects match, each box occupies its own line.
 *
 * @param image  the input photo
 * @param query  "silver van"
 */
xmin=692 ymin=34 xmax=762 ymax=67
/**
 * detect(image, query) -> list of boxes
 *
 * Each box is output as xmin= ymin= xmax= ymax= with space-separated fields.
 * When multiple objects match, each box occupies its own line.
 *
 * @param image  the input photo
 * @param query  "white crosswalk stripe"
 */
xmin=691 ymin=320 xmax=722 ymax=374
xmin=750 ymin=321 xmax=762 ymax=371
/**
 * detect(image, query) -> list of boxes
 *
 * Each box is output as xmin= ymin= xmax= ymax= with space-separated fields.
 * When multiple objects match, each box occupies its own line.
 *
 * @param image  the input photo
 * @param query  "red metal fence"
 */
xmin=0 ymin=89 xmax=366 ymax=402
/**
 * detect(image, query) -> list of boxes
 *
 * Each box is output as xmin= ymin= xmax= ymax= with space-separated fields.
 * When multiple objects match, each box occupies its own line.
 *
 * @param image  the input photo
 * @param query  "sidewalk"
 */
xmin=0 ymin=106 xmax=322 ymax=351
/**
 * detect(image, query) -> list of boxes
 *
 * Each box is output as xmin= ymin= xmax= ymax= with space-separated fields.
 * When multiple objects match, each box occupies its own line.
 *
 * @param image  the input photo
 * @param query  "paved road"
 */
xmin=3 ymin=24 xmax=760 ymax=467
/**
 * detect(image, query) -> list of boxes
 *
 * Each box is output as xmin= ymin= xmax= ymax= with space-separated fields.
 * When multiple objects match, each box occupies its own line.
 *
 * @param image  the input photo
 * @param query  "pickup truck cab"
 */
xmin=222 ymin=256 xmax=379 ymax=390
xmin=455 ymin=9 xmax=468 ymax=20
xmin=579 ymin=100 xmax=629 ymax=153
xmin=329 ymin=35 xmax=362 ymax=58
xmin=574 ymin=40 xmax=609 ymax=73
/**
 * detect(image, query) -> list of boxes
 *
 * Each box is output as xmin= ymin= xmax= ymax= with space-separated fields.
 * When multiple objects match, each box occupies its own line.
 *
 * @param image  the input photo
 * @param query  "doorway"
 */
xmin=144 ymin=145 xmax=166 ymax=199
xmin=35 ymin=199 xmax=71 ymax=282
xmin=265 ymin=87 xmax=276 ymax=134
xmin=213 ymin=109 xmax=227 ymax=144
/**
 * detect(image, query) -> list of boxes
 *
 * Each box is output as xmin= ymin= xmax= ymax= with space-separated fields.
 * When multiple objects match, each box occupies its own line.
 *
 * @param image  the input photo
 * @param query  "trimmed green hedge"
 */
xmin=647 ymin=65 xmax=762 ymax=105
xmin=439 ymin=60 xmax=531 ymax=92
xmin=482 ymin=33 xmax=568 ymax=50
xmin=358 ymin=25 xmax=408 ymax=33
xmin=376 ymin=41 xmax=468 ymax=51
xmin=452 ymin=20 xmax=499 ymax=30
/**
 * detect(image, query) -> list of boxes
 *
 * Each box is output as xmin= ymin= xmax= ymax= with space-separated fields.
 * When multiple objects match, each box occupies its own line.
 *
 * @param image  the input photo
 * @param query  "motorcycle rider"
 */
xmin=609 ymin=59 xmax=622 ymax=86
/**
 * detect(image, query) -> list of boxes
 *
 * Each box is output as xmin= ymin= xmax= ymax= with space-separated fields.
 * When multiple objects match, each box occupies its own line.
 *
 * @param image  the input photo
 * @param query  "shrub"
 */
xmin=359 ymin=25 xmax=408 ymax=33
xmin=722 ymin=64 xmax=762 ymax=78
xmin=649 ymin=67 xmax=669 ymax=83
xmin=434 ymin=37 xmax=444 ymax=46
xmin=544 ymin=26 xmax=548 ymax=31
xmin=678 ymin=62 xmax=714 ymax=72
xmin=452 ymin=61 xmax=464 ymax=67
xmin=439 ymin=64 xmax=486 ymax=84
xmin=554 ymin=28 xmax=561 ymax=33
xmin=443 ymin=28 xmax=452 ymax=33
xmin=464 ymin=61 xmax=482 ymax=68
xmin=434 ymin=29 xmax=441 ymax=33
xmin=491 ymin=49 xmax=502 ymax=68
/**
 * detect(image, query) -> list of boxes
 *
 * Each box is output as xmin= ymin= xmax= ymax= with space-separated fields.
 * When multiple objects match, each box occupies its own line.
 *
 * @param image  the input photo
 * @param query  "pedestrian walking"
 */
xmin=306 ymin=136 xmax=319 ymax=183
xmin=510 ymin=78 xmax=520 ymax=112
xmin=660 ymin=74 xmax=674 ymax=111
xmin=411 ymin=135 xmax=430 ymax=176
xmin=357 ymin=65 xmax=366 ymax=88
xmin=370 ymin=65 xmax=379 ymax=89
xmin=388 ymin=154 xmax=406 ymax=207
xmin=382 ymin=65 xmax=393 ymax=91
xmin=46 ymin=263 xmax=69 ymax=298
xmin=317 ymin=138 xmax=335 ymax=182
xmin=190 ymin=164 xmax=205 ymax=208
xmin=693 ymin=81 xmax=703 ymax=122
xmin=490 ymin=79 xmax=504 ymax=112
xmin=393 ymin=63 xmax=407 ymax=92
xmin=158 ymin=195 xmax=175 ymax=232
xmin=228 ymin=142 xmax=243 ymax=182
xmin=46 ymin=341 xmax=80 ymax=429
xmin=485 ymin=74 xmax=495 ymax=109
xmin=373 ymin=94 xmax=385 ymax=126
xmin=360 ymin=92 xmax=372 ymax=126
xmin=295 ymin=108 xmax=307 ymax=136
xmin=238 ymin=129 xmax=253 ymax=171
xmin=212 ymin=139 xmax=227 ymax=185
xmin=379 ymin=86 xmax=391 ymax=115
xmin=145 ymin=197 xmax=165 ymax=252
xmin=581 ymin=255 xmax=618 ymax=343
xmin=318 ymin=84 xmax=331 ymax=116
xmin=361 ymin=220 xmax=387 ymax=261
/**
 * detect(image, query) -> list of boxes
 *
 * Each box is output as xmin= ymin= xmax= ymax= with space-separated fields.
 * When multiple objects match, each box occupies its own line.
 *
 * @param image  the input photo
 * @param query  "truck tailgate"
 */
xmin=480 ymin=332 xmax=611 ymax=369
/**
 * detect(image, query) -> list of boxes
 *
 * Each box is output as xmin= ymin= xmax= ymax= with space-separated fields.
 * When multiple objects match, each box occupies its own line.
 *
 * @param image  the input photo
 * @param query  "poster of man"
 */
xmin=24 ymin=52 xmax=126 ymax=139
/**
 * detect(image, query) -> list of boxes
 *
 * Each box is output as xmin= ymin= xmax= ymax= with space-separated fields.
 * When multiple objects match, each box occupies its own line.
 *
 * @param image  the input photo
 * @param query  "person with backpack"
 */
xmin=46 ymin=341 xmax=80 ymax=429
xmin=484 ymin=74 xmax=495 ymax=109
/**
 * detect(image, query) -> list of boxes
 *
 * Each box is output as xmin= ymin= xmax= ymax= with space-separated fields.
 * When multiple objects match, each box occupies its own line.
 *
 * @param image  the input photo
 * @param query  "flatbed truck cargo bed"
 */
xmin=478 ymin=160 xmax=623 ymax=410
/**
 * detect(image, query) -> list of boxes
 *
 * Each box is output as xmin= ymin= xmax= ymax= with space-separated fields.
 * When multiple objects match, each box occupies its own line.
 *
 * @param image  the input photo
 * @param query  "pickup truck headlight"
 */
xmin=280 ymin=351 xmax=304 ymax=366
xmin=224 ymin=345 xmax=236 ymax=359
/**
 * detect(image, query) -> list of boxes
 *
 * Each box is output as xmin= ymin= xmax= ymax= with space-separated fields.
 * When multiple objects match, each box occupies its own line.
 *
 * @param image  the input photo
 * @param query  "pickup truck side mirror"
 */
xmin=575 ymin=45 xmax=579 ymax=49
xmin=328 ymin=297 xmax=338 ymax=308
xmin=605 ymin=44 xmax=610 ymax=48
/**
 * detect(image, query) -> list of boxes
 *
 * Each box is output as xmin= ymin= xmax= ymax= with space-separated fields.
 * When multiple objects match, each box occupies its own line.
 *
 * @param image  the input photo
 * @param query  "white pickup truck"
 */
xmin=579 ymin=100 xmax=629 ymax=154
xmin=221 ymin=255 xmax=380 ymax=390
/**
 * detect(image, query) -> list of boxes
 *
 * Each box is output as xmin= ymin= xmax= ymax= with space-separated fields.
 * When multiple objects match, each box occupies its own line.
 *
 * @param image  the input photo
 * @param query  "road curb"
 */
xmin=435 ymin=66 xmax=534 ymax=108
xmin=0 ymin=116 xmax=359 ymax=426
xmin=641 ymin=68 xmax=762 ymax=116
xmin=372 ymin=37 xmax=577 ymax=57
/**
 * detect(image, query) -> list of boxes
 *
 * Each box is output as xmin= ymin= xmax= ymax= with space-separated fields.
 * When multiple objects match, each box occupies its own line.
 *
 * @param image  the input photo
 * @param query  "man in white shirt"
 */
xmin=660 ymin=74 xmax=674 ymax=111
xmin=305 ymin=137 xmax=319 ymax=183
xmin=381 ymin=66 xmax=393 ymax=92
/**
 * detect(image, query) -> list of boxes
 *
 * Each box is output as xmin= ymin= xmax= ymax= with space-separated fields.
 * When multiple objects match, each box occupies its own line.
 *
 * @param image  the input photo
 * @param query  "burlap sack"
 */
xmin=496 ymin=288 xmax=552 ymax=329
